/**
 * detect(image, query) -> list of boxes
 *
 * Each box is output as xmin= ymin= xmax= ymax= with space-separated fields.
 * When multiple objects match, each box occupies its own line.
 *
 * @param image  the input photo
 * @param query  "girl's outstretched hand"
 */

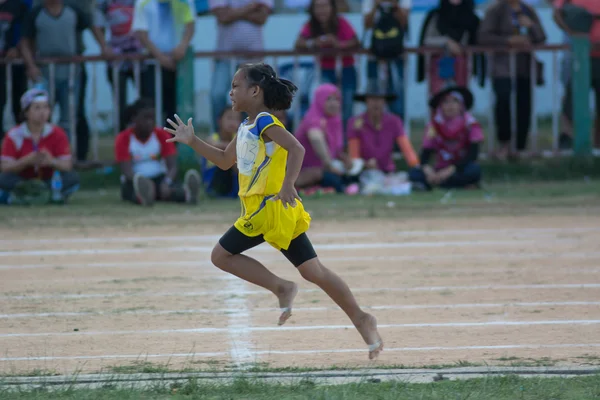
xmin=271 ymin=183 xmax=301 ymax=209
xmin=165 ymin=114 xmax=195 ymax=146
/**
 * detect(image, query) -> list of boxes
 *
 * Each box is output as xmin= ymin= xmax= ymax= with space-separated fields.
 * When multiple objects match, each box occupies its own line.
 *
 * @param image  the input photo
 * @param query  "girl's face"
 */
xmin=219 ymin=109 xmax=242 ymax=136
xmin=312 ymin=0 xmax=333 ymax=24
xmin=229 ymin=70 xmax=256 ymax=113
xmin=25 ymin=101 xmax=51 ymax=125
xmin=441 ymin=95 xmax=462 ymax=119
xmin=323 ymin=94 xmax=340 ymax=116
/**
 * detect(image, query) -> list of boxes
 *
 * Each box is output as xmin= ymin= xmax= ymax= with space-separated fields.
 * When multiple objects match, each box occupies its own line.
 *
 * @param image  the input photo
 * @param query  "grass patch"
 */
xmin=3 ymin=374 xmax=600 ymax=399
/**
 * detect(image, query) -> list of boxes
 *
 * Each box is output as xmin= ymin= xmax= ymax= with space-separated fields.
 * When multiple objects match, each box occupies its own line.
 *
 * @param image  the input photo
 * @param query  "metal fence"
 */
xmin=2 ymin=43 xmax=594 ymax=163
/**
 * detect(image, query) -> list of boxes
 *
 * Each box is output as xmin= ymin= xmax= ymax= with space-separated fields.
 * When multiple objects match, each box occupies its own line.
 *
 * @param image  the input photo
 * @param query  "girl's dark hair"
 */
xmin=308 ymin=0 xmax=338 ymax=37
xmin=238 ymin=63 xmax=298 ymax=111
xmin=125 ymin=98 xmax=154 ymax=124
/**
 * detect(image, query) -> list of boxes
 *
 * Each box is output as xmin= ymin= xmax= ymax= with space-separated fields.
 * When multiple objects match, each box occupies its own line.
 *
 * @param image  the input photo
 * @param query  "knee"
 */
xmin=298 ymin=260 xmax=325 ymax=284
xmin=210 ymin=244 xmax=231 ymax=270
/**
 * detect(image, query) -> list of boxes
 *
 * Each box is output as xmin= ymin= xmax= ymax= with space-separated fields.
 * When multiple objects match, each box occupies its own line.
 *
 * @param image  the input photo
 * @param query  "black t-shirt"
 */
xmin=0 ymin=0 xmax=28 ymax=55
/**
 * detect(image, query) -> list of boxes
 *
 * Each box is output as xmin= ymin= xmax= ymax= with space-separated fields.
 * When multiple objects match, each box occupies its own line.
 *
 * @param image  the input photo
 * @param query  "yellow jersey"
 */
xmin=233 ymin=112 xmax=311 ymax=250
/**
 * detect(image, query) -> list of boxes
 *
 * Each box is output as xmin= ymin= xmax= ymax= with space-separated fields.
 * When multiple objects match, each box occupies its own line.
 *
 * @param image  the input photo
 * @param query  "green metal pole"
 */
xmin=176 ymin=47 xmax=196 ymax=164
xmin=570 ymin=36 xmax=592 ymax=156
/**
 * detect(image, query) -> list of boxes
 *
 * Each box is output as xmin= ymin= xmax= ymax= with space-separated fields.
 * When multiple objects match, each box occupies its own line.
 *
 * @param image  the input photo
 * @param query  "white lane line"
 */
xmin=3 ymin=251 xmax=600 ymax=271
xmin=2 ymin=226 xmax=597 ymax=247
xmin=0 ymin=240 xmax=547 ymax=258
xmin=3 ymin=283 xmax=600 ymax=301
xmin=1 ymin=319 xmax=599 ymax=338
xmin=225 ymin=278 xmax=253 ymax=367
xmin=2 ymin=343 xmax=600 ymax=362
xmin=2 ymin=301 xmax=599 ymax=320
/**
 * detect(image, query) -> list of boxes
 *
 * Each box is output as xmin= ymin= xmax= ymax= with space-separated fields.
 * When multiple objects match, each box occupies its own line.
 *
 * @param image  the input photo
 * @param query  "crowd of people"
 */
xmin=0 ymin=0 xmax=598 ymax=205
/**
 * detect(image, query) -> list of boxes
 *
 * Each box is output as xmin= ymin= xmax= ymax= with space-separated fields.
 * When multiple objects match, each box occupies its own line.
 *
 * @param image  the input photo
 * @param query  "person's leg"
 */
xmin=120 ymin=177 xmax=139 ymax=204
xmin=211 ymin=225 xmax=298 ymax=325
xmin=516 ymin=78 xmax=532 ymax=152
xmin=76 ymin=65 xmax=90 ymax=162
xmin=321 ymin=171 xmax=345 ymax=193
xmin=282 ymin=233 xmax=383 ymax=359
xmin=295 ymin=167 xmax=324 ymax=189
xmin=140 ymin=64 xmax=156 ymax=100
xmin=340 ymin=66 xmax=357 ymax=131
xmin=55 ymin=77 xmax=72 ymax=139
xmin=0 ymin=172 xmax=22 ymax=204
xmin=321 ymin=68 xmax=337 ymax=85
xmin=492 ymin=77 xmax=512 ymax=158
xmin=390 ymin=58 xmax=405 ymax=119
xmin=162 ymin=68 xmax=177 ymax=124
xmin=211 ymin=60 xmax=232 ymax=132
xmin=408 ymin=167 xmax=431 ymax=191
xmin=439 ymin=162 xmax=482 ymax=189
xmin=11 ymin=64 xmax=28 ymax=125
xmin=60 ymin=171 xmax=80 ymax=199
xmin=591 ymin=58 xmax=600 ymax=148
xmin=0 ymin=65 xmax=7 ymax=141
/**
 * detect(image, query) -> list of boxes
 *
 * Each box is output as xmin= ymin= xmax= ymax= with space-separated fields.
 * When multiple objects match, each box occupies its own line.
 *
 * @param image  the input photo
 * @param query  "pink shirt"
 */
xmin=297 ymin=118 xmax=343 ymax=169
xmin=346 ymin=113 xmax=405 ymax=173
xmin=422 ymin=123 xmax=484 ymax=170
xmin=554 ymin=0 xmax=600 ymax=56
xmin=300 ymin=16 xmax=356 ymax=69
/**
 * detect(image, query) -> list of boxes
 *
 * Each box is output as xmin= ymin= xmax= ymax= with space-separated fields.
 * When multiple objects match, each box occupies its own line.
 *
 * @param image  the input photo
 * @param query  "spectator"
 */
xmin=553 ymin=0 xmax=600 ymax=149
xmin=416 ymin=0 xmax=485 ymax=96
xmin=32 ymin=0 xmax=107 ymax=164
xmin=363 ymin=0 xmax=410 ymax=119
xmin=209 ymin=0 xmax=272 ymax=131
xmin=132 ymin=0 xmax=196 ymax=125
xmin=202 ymin=105 xmax=240 ymax=198
xmin=0 ymin=0 xmax=29 ymax=141
xmin=95 ymin=0 xmax=146 ymax=131
xmin=294 ymin=0 xmax=359 ymax=128
xmin=409 ymin=86 xmax=483 ymax=190
xmin=477 ymin=0 xmax=546 ymax=160
xmin=347 ymin=82 xmax=419 ymax=177
xmin=20 ymin=0 xmax=109 ymax=156
xmin=0 ymin=89 xmax=80 ymax=205
xmin=294 ymin=83 xmax=358 ymax=194
xmin=114 ymin=98 xmax=201 ymax=206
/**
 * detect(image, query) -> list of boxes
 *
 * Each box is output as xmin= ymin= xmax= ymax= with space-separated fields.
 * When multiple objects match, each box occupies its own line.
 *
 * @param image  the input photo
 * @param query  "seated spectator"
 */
xmin=202 ymin=106 xmax=241 ymax=198
xmin=295 ymin=83 xmax=358 ymax=194
xmin=294 ymin=0 xmax=359 ymax=127
xmin=0 ymin=89 xmax=80 ymax=205
xmin=114 ymin=99 xmax=201 ymax=206
xmin=416 ymin=0 xmax=485 ymax=96
xmin=409 ymin=86 xmax=483 ymax=190
xmin=347 ymin=83 xmax=419 ymax=176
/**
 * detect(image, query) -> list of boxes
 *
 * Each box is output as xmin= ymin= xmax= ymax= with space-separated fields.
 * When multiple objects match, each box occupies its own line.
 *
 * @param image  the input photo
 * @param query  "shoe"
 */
xmin=183 ymin=169 xmax=202 ymax=204
xmin=558 ymin=133 xmax=573 ymax=150
xmin=133 ymin=174 xmax=155 ymax=206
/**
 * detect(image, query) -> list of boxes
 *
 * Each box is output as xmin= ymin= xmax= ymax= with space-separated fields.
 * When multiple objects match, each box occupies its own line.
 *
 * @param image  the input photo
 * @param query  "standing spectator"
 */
xmin=294 ymin=0 xmax=359 ymax=128
xmin=363 ymin=0 xmax=410 ymax=119
xmin=553 ymin=0 xmax=600 ymax=149
xmin=477 ymin=0 xmax=546 ymax=160
xmin=0 ymin=89 xmax=80 ymax=205
xmin=132 ymin=0 xmax=196 ymax=125
xmin=95 ymin=0 xmax=146 ymax=131
xmin=0 ymin=0 xmax=29 ymax=141
xmin=409 ymin=86 xmax=483 ymax=190
xmin=114 ymin=98 xmax=201 ymax=206
xmin=20 ymin=0 xmax=109 ymax=155
xmin=209 ymin=0 xmax=272 ymax=131
xmin=416 ymin=0 xmax=485 ymax=97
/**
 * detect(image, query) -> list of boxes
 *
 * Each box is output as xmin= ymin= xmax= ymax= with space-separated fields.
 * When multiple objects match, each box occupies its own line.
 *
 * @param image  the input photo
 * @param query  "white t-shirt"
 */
xmin=362 ymin=0 xmax=412 ymax=14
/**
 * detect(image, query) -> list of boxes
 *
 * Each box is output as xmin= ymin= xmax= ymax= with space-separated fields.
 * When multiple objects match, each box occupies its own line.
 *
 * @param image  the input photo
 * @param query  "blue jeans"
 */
xmin=42 ymin=65 xmax=80 ymax=140
xmin=211 ymin=59 xmax=237 ymax=132
xmin=321 ymin=66 xmax=357 ymax=133
xmin=367 ymin=58 xmax=404 ymax=119
xmin=409 ymin=162 xmax=481 ymax=190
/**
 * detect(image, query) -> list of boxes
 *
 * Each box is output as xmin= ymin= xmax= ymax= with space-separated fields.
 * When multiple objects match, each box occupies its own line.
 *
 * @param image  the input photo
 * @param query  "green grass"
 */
xmin=2 ymin=374 xmax=600 ymax=399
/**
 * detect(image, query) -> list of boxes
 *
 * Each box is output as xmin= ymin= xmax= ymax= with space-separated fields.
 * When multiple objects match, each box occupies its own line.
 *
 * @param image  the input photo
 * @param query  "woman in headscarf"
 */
xmin=294 ymin=83 xmax=357 ymax=194
xmin=416 ymin=0 xmax=485 ymax=96
xmin=409 ymin=86 xmax=483 ymax=190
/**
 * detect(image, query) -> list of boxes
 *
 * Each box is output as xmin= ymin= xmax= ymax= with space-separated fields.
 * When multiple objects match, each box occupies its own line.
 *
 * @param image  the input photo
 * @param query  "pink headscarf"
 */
xmin=295 ymin=83 xmax=344 ymax=161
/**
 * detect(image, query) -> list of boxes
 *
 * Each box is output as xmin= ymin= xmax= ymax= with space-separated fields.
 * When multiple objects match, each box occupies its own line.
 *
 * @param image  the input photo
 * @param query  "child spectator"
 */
xmin=294 ymin=0 xmax=359 ymax=127
xmin=202 ymin=106 xmax=241 ymax=198
xmin=409 ymin=86 xmax=483 ymax=190
xmin=114 ymin=98 xmax=201 ymax=206
xmin=0 ymin=89 xmax=80 ymax=205
xmin=294 ymin=83 xmax=358 ymax=194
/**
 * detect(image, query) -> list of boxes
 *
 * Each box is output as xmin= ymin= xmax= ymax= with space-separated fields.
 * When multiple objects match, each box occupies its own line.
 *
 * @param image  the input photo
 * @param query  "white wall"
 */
xmin=83 ymin=8 xmax=571 ymax=131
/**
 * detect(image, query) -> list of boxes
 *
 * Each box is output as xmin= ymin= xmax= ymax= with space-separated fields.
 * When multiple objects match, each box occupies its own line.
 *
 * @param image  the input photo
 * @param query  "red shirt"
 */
xmin=114 ymin=127 xmax=177 ymax=178
xmin=300 ymin=16 xmax=357 ymax=69
xmin=0 ymin=123 xmax=71 ymax=180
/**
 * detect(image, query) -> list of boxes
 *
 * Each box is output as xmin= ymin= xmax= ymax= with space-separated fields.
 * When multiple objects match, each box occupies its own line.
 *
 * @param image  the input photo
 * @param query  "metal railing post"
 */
xmin=571 ymin=36 xmax=592 ymax=155
xmin=68 ymin=63 xmax=77 ymax=157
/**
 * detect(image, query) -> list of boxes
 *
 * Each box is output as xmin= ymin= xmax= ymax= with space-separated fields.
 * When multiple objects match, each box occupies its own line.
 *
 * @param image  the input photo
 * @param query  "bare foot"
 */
xmin=277 ymin=281 xmax=298 ymax=326
xmin=355 ymin=313 xmax=383 ymax=360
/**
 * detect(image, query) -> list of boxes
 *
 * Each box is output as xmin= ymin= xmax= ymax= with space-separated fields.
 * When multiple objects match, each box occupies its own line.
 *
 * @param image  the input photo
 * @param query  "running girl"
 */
xmin=164 ymin=63 xmax=383 ymax=360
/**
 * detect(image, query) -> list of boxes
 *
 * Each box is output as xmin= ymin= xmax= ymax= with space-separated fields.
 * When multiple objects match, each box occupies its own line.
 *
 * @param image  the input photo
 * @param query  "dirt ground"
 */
xmin=1 ymin=215 xmax=600 ymax=375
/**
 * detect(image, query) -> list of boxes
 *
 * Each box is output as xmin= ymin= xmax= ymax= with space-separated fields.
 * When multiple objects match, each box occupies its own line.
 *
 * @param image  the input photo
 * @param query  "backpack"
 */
xmin=370 ymin=4 xmax=405 ymax=60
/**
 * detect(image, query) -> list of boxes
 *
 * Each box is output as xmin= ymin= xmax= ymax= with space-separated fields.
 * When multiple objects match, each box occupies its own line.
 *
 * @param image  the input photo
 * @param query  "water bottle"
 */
xmin=51 ymin=171 xmax=63 ymax=203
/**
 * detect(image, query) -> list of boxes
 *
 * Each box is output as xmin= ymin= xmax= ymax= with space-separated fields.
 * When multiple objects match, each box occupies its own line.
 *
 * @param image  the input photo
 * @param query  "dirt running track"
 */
xmin=1 ymin=215 xmax=600 ymax=375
